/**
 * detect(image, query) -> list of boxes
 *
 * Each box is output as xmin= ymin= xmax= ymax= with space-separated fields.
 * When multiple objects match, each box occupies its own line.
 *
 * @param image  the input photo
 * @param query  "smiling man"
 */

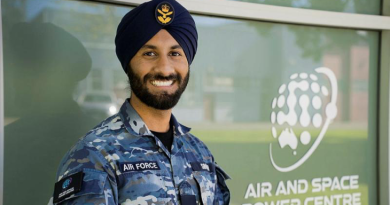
xmin=51 ymin=0 xmax=230 ymax=204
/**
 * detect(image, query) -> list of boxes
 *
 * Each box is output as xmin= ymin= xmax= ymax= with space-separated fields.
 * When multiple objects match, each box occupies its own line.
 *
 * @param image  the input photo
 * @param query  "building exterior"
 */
xmin=1 ymin=0 xmax=390 ymax=204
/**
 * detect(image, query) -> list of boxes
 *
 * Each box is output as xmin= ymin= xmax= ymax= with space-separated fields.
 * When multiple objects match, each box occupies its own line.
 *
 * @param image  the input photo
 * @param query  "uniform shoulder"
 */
xmin=182 ymin=132 xmax=214 ymax=159
xmin=56 ymin=114 xmax=124 ymax=181
xmin=56 ymin=115 xmax=125 ymax=173
xmin=82 ymin=114 xmax=126 ymax=143
xmin=184 ymin=132 xmax=206 ymax=145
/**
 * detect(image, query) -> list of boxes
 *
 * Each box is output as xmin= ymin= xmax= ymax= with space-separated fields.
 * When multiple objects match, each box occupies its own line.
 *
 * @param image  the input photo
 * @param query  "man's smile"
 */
xmin=150 ymin=80 xmax=174 ymax=87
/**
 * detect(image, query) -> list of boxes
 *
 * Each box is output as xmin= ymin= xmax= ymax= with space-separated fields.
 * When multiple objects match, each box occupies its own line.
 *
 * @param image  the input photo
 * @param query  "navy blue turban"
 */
xmin=115 ymin=0 xmax=198 ymax=73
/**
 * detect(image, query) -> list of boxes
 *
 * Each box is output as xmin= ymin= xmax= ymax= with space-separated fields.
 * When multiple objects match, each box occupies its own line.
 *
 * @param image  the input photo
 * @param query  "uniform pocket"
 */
xmin=178 ymin=180 xmax=197 ymax=205
xmin=119 ymin=169 xmax=168 ymax=202
xmin=193 ymin=171 xmax=217 ymax=205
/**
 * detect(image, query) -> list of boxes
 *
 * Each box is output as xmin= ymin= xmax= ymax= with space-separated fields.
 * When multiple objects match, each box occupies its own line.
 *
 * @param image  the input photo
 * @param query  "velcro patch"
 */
xmin=53 ymin=171 xmax=84 ymax=203
xmin=191 ymin=162 xmax=215 ymax=172
xmin=180 ymin=195 xmax=197 ymax=205
xmin=120 ymin=161 xmax=160 ymax=172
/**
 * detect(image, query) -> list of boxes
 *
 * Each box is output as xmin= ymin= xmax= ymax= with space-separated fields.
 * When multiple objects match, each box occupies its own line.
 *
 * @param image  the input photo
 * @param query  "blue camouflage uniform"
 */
xmin=53 ymin=99 xmax=230 ymax=205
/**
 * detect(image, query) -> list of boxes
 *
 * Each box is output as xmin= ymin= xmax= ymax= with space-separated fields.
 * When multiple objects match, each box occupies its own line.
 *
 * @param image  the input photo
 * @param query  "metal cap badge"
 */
xmin=155 ymin=2 xmax=175 ymax=25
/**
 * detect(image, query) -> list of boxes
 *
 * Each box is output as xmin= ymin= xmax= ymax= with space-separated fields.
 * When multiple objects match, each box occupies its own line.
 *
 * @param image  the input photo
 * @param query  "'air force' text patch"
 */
xmin=120 ymin=161 xmax=160 ymax=173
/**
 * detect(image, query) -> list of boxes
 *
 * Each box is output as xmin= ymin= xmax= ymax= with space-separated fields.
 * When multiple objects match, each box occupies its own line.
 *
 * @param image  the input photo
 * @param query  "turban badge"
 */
xmin=155 ymin=2 xmax=175 ymax=25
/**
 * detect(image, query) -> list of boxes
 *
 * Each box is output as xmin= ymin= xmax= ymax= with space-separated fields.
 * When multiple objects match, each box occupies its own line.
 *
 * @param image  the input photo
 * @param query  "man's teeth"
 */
xmin=151 ymin=80 xmax=173 ymax=86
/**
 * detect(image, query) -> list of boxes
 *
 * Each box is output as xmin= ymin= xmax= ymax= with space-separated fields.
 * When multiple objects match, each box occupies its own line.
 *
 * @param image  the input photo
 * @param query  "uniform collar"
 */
xmin=118 ymin=98 xmax=191 ymax=137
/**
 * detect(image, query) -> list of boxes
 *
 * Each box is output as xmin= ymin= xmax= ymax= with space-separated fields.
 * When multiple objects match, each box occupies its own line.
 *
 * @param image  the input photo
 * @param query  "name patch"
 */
xmin=191 ymin=162 xmax=215 ymax=172
xmin=53 ymin=171 xmax=84 ymax=203
xmin=120 ymin=161 xmax=160 ymax=172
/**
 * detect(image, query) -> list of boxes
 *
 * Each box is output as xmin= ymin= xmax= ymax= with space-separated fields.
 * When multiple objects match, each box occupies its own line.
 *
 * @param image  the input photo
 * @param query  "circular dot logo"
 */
xmin=62 ymin=178 xmax=72 ymax=190
xmin=269 ymin=67 xmax=338 ymax=172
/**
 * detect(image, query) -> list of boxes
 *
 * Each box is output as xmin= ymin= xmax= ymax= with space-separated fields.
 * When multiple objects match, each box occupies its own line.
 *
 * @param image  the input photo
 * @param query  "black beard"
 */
xmin=127 ymin=67 xmax=189 ymax=110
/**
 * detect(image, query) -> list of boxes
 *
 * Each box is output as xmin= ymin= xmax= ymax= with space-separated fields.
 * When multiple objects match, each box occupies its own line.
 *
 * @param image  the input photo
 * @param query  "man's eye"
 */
xmin=170 ymin=52 xmax=181 ymax=56
xmin=143 ymin=52 xmax=156 ymax=56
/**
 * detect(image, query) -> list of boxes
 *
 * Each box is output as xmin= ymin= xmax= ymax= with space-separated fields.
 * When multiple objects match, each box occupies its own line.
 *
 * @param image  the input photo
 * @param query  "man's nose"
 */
xmin=155 ymin=55 xmax=174 ymax=76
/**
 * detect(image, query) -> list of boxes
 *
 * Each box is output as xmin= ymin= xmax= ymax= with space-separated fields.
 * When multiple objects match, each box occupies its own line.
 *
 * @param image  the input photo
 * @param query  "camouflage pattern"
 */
xmin=52 ymin=99 xmax=230 ymax=205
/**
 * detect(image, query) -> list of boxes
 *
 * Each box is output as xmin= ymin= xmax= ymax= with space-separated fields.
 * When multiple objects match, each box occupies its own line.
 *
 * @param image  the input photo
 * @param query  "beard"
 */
xmin=127 ymin=67 xmax=190 ymax=110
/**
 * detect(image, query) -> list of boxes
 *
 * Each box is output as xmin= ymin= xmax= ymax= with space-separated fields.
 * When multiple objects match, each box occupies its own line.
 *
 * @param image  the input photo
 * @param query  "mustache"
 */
xmin=143 ymin=73 xmax=182 ymax=83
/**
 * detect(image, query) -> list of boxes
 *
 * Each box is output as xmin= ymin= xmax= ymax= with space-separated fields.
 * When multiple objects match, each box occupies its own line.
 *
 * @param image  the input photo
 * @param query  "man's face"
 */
xmin=128 ymin=29 xmax=189 ymax=110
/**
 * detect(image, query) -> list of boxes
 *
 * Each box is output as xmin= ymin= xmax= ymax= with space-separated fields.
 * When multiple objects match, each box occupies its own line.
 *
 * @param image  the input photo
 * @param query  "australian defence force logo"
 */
xmin=62 ymin=178 xmax=72 ymax=189
xmin=269 ymin=67 xmax=338 ymax=172
xmin=155 ymin=2 xmax=174 ymax=25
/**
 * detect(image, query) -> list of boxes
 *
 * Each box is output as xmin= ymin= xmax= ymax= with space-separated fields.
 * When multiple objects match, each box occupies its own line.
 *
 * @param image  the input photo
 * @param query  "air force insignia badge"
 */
xmin=155 ymin=2 xmax=174 ymax=25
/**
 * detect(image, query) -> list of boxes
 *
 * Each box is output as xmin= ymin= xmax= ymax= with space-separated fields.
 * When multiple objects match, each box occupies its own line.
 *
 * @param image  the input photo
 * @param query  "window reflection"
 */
xmin=4 ymin=22 xmax=99 ymax=205
xmin=230 ymin=0 xmax=381 ymax=15
xmin=2 ymin=0 xmax=378 ymax=205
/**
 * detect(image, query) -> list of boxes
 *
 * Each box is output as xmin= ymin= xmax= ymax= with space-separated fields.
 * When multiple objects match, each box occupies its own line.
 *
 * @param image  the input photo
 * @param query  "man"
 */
xmin=51 ymin=0 xmax=230 ymax=204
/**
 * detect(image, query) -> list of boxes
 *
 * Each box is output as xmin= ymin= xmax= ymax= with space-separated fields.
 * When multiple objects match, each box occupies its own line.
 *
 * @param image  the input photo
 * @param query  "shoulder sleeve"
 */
xmin=214 ymin=163 xmax=231 ymax=205
xmin=53 ymin=139 xmax=118 ymax=205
